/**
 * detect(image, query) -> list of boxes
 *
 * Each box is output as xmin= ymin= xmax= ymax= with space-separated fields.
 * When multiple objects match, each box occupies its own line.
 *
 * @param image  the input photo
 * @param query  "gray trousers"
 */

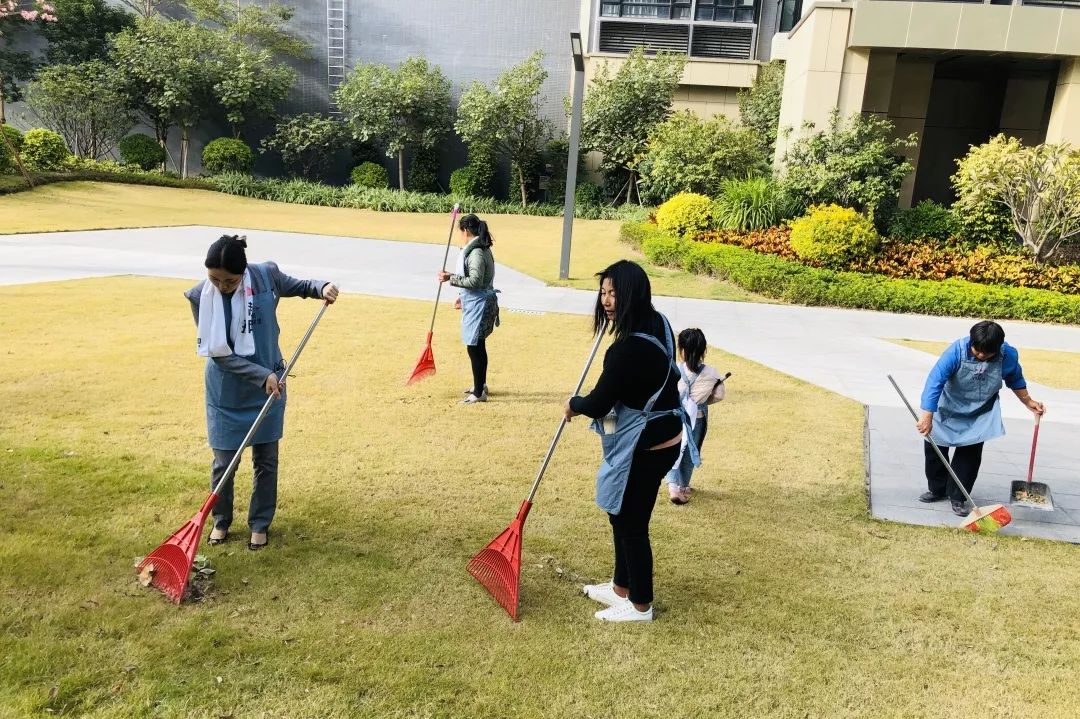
xmin=210 ymin=441 xmax=279 ymax=533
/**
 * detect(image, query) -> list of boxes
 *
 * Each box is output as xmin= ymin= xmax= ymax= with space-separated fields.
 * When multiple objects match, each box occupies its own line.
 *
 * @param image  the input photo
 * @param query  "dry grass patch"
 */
xmin=892 ymin=338 xmax=1080 ymax=391
xmin=0 ymin=181 xmax=762 ymax=302
xmin=1 ymin=278 xmax=1080 ymax=717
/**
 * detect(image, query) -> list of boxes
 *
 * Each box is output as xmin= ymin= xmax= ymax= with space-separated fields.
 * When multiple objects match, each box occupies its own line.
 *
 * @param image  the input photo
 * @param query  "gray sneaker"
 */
xmin=461 ymin=390 xmax=488 ymax=404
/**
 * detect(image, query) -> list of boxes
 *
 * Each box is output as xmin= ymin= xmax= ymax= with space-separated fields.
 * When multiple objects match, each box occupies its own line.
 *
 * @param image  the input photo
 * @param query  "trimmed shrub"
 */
xmin=887 ymin=200 xmax=959 ymax=243
xmin=351 ymin=161 xmax=389 ymax=189
xmin=623 ymin=222 xmax=1080 ymax=324
xmin=21 ymin=128 xmax=70 ymax=171
xmin=118 ymin=134 xmax=165 ymax=171
xmin=0 ymin=125 xmax=25 ymax=173
xmin=951 ymin=137 xmax=1016 ymax=246
xmin=713 ymin=177 xmax=795 ymax=231
xmin=575 ymin=181 xmax=602 ymax=208
xmin=202 ymin=138 xmax=254 ymax=175
xmin=655 ymin=192 xmax=713 ymax=239
xmin=789 ymin=204 xmax=879 ymax=269
xmin=408 ymin=148 xmax=440 ymax=193
xmin=449 ymin=166 xmax=485 ymax=198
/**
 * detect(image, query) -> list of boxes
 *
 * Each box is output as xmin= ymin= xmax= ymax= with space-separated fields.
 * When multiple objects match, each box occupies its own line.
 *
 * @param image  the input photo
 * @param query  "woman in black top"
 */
xmin=564 ymin=260 xmax=683 ymax=622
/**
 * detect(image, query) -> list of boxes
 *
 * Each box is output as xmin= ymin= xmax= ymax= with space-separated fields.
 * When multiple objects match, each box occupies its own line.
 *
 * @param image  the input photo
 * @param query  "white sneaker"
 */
xmin=583 ymin=581 xmax=628 ymax=608
xmin=461 ymin=390 xmax=487 ymax=404
xmin=594 ymin=603 xmax=653 ymax=622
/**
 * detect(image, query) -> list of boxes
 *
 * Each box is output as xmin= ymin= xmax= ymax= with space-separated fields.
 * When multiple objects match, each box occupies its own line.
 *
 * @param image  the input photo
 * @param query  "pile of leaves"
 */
xmin=135 ymin=553 xmax=216 ymax=603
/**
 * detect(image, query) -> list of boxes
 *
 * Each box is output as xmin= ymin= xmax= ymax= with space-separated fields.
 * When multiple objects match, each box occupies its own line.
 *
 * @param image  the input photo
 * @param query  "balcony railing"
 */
xmin=596 ymin=0 xmax=760 ymax=60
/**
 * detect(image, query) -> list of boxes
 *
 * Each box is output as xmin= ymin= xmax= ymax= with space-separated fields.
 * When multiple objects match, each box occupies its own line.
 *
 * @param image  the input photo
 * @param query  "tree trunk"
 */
xmin=0 ymin=74 xmax=6 ymax=125
xmin=156 ymin=126 xmax=169 ymax=173
xmin=518 ymin=165 xmax=528 ymax=208
xmin=180 ymin=126 xmax=189 ymax=179
xmin=398 ymin=149 xmax=405 ymax=191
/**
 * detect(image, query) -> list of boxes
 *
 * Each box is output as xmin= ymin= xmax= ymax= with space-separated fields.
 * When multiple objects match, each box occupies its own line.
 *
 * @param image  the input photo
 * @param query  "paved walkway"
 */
xmin=4 ymin=225 xmax=1079 ymax=539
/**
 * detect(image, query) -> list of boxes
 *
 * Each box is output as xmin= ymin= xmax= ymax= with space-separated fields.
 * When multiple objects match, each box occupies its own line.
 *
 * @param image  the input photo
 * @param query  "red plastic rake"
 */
xmin=468 ymin=322 xmax=607 ymax=620
xmin=137 ymin=301 xmax=331 ymax=604
xmin=406 ymin=204 xmax=462 ymax=385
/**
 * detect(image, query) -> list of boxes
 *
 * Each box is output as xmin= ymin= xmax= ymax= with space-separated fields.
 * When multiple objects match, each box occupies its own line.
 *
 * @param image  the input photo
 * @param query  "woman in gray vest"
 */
xmin=916 ymin=320 xmax=1044 ymax=516
xmin=185 ymin=235 xmax=338 ymax=550
xmin=437 ymin=214 xmax=499 ymax=404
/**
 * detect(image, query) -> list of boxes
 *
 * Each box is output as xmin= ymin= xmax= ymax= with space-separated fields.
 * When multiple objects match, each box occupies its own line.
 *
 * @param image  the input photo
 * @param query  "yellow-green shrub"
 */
xmin=655 ymin=192 xmax=713 ymax=239
xmin=789 ymin=204 xmax=879 ymax=269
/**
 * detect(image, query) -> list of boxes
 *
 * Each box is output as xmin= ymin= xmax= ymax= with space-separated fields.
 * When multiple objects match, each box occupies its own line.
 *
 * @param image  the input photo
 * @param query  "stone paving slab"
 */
xmin=868 ymin=404 xmax=1080 ymax=542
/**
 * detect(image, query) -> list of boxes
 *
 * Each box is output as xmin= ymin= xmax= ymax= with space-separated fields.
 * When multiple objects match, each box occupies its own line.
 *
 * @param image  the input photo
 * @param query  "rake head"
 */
xmin=467 ymin=500 xmax=532 ymax=621
xmin=406 ymin=332 xmax=436 ymax=386
xmin=137 ymin=494 xmax=217 ymax=604
xmin=962 ymin=503 xmax=1012 ymax=533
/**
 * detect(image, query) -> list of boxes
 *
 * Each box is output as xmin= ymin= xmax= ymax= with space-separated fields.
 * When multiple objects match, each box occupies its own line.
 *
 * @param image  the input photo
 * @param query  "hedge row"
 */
xmin=0 ymin=169 xmax=213 ymax=196
xmin=622 ymin=222 xmax=1080 ymax=325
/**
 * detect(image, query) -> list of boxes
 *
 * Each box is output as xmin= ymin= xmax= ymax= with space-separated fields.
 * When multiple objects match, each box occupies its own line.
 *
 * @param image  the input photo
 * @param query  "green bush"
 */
xmin=351 ymin=161 xmax=389 ymax=189
xmin=0 ymin=125 xmax=25 ymax=174
xmin=713 ymin=177 xmax=795 ymax=231
xmin=118 ymin=134 xmax=165 ymax=171
xmin=201 ymin=138 xmax=254 ymax=175
xmin=575 ymin=182 xmax=603 ymax=208
xmin=886 ymin=200 xmax=958 ymax=243
xmin=622 ymin=222 xmax=1080 ymax=324
xmin=449 ymin=166 xmax=485 ymax=198
xmin=21 ymin=128 xmax=70 ymax=171
xmin=789 ymin=204 xmax=880 ymax=269
xmin=408 ymin=148 xmax=440 ymax=192
xmin=655 ymin=192 xmax=713 ymax=239
xmin=950 ymin=136 xmax=1016 ymax=246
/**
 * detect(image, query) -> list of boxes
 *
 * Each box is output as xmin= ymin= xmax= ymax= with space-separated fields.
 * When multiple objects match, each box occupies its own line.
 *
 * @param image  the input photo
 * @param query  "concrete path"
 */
xmin=4 ymin=225 xmax=1079 ymax=539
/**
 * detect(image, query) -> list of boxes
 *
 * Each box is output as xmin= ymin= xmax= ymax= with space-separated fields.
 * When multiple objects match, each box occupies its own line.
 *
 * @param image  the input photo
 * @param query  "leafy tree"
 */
xmin=114 ymin=0 xmax=167 ymax=20
xmin=260 ymin=113 xmax=347 ymax=180
xmin=581 ymin=47 xmax=686 ymax=205
xmin=0 ymin=0 xmax=57 ymax=124
xmin=976 ymin=136 xmax=1080 ymax=264
xmin=738 ymin=60 xmax=784 ymax=156
xmin=456 ymin=51 xmax=553 ymax=207
xmin=638 ymin=110 xmax=767 ymax=203
xmin=184 ymin=0 xmax=308 ymax=57
xmin=780 ymin=110 xmax=916 ymax=218
xmin=40 ymin=0 xmax=132 ymax=64
xmin=336 ymin=57 xmax=452 ymax=190
xmin=950 ymin=136 xmax=1019 ymax=246
xmin=212 ymin=40 xmax=294 ymax=138
xmin=26 ymin=60 xmax=133 ymax=158
xmin=110 ymin=18 xmax=220 ymax=176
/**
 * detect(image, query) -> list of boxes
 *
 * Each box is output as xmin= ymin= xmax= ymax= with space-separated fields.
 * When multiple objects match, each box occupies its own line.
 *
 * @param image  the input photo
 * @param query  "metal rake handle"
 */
xmin=526 ymin=321 xmax=609 ymax=503
xmin=428 ymin=204 xmax=462 ymax=334
xmin=887 ymin=374 xmax=977 ymax=507
xmin=211 ymin=300 xmax=331 ymax=496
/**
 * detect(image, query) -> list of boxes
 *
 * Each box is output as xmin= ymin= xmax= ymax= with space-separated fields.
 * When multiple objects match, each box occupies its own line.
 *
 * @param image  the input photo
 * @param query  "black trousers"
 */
xmin=924 ymin=441 xmax=984 ymax=501
xmin=211 ymin=441 xmax=279 ymax=533
xmin=466 ymin=339 xmax=488 ymax=396
xmin=609 ymin=443 xmax=681 ymax=605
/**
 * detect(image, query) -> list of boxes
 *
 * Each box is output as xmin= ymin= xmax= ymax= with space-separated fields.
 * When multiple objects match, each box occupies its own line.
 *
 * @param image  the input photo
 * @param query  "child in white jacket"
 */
xmin=666 ymin=328 xmax=720 ymax=505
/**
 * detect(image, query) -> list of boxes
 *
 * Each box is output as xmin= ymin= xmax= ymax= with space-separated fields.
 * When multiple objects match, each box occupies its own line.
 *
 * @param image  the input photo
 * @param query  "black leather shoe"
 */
xmin=918 ymin=491 xmax=946 ymax=503
xmin=951 ymin=500 xmax=970 ymax=517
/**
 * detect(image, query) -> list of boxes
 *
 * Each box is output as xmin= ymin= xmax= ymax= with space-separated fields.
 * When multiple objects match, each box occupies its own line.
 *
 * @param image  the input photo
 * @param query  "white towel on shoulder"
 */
xmin=196 ymin=270 xmax=256 ymax=357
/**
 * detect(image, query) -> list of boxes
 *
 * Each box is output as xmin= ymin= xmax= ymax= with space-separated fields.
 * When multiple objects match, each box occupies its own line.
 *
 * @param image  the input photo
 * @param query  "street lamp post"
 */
xmin=559 ymin=32 xmax=586 ymax=281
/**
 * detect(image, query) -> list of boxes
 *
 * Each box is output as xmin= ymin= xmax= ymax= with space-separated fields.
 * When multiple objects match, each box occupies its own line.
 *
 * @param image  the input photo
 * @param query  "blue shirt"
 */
xmin=920 ymin=338 xmax=1026 ymax=412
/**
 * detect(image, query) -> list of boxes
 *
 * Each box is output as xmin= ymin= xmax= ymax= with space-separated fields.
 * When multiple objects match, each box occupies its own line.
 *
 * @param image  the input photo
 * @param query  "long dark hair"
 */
xmin=459 ymin=213 xmax=494 ymax=247
xmin=678 ymin=328 xmax=707 ymax=373
xmin=593 ymin=260 xmax=655 ymax=341
xmin=204 ymin=234 xmax=248 ymax=274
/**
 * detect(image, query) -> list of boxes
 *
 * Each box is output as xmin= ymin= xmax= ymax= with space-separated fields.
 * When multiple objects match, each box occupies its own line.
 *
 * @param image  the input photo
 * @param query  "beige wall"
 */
xmin=1047 ymin=59 xmax=1080 ymax=146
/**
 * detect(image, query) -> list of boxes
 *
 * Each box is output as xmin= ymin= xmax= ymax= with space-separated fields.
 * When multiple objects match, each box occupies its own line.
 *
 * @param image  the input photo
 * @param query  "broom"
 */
xmin=467 ymin=321 xmax=608 ymax=620
xmin=406 ymin=203 xmax=462 ymax=385
xmin=137 ymin=300 xmax=331 ymax=603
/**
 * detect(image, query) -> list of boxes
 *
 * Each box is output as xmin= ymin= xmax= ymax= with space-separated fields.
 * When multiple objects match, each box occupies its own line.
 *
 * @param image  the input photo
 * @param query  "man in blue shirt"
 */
xmin=916 ymin=320 xmax=1045 ymax=516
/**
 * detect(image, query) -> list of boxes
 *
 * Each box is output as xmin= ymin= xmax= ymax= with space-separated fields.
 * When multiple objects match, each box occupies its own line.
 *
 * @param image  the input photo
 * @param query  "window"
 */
xmin=778 ymin=0 xmax=802 ymax=30
xmin=695 ymin=0 xmax=756 ymax=23
xmin=600 ymin=1 xmax=692 ymax=19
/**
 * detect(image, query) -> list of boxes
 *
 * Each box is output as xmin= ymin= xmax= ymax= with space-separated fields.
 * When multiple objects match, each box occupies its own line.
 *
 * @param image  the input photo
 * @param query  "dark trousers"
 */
xmin=924 ymin=441 xmax=984 ymax=501
xmin=609 ymin=443 xmax=681 ymax=605
xmin=466 ymin=339 xmax=488 ymax=396
xmin=211 ymin=441 xmax=279 ymax=533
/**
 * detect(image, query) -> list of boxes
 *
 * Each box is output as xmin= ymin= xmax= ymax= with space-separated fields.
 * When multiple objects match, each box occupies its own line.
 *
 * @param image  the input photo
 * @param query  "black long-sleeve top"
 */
xmin=569 ymin=313 xmax=682 ymax=450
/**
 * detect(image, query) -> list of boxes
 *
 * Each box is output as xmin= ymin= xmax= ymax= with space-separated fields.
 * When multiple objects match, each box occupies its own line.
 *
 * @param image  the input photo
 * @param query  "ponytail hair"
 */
xmin=204 ymin=234 xmax=248 ymax=274
xmin=677 ymin=328 xmax=707 ymax=373
xmin=459 ymin=213 xmax=494 ymax=247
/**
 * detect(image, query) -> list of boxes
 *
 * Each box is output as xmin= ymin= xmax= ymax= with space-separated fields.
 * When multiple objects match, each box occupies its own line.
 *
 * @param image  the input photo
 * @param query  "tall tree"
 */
xmin=184 ymin=0 xmax=308 ymax=57
xmin=737 ymin=59 xmax=784 ymax=157
xmin=26 ymin=60 xmax=133 ymax=158
xmin=0 ymin=0 xmax=57 ymax=124
xmin=212 ymin=40 xmax=295 ymax=138
xmin=336 ymin=57 xmax=452 ymax=191
xmin=456 ymin=51 xmax=553 ymax=207
xmin=40 ymin=0 xmax=132 ymax=64
xmin=581 ymin=47 xmax=685 ymax=205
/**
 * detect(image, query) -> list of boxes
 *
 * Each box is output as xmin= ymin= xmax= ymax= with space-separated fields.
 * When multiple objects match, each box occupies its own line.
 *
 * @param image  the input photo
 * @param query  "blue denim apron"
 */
xmin=205 ymin=264 xmax=287 ymax=450
xmin=589 ymin=318 xmax=698 ymax=515
xmin=460 ymin=287 xmax=499 ymax=346
xmin=930 ymin=352 xmax=1005 ymax=448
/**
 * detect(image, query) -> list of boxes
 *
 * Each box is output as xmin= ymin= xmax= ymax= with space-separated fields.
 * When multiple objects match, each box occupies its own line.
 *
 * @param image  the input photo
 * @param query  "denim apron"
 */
xmin=204 ymin=264 xmax=287 ymax=450
xmin=460 ymin=287 xmax=499 ymax=346
xmin=589 ymin=319 xmax=699 ymax=514
xmin=930 ymin=352 xmax=1005 ymax=448
xmin=676 ymin=364 xmax=705 ymax=467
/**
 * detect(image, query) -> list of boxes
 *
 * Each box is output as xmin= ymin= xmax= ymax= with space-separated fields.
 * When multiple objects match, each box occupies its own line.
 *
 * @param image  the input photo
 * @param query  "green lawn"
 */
xmin=3 ymin=278 xmax=1080 ymax=717
xmin=892 ymin=338 xmax=1080 ymax=391
xmin=0 ymin=181 xmax=763 ymax=302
